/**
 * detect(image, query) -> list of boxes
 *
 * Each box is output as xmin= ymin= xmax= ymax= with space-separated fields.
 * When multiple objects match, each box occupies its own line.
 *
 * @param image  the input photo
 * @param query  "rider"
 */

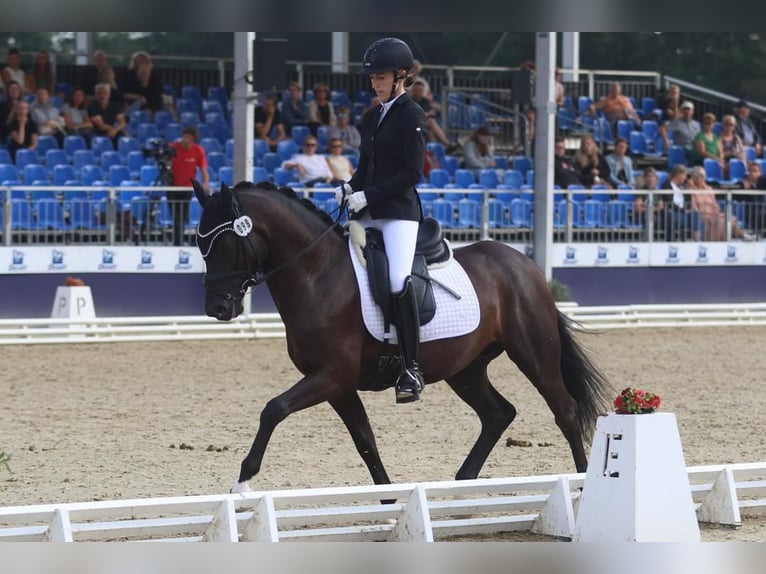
xmin=335 ymin=37 xmax=428 ymax=404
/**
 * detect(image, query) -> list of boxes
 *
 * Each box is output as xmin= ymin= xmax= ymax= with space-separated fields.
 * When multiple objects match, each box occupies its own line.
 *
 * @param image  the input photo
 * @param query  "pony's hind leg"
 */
xmin=446 ymin=361 xmax=517 ymax=481
xmin=502 ymin=313 xmax=589 ymax=473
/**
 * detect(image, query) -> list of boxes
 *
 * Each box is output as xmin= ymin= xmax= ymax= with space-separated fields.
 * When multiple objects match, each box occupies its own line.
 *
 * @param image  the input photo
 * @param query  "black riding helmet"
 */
xmin=360 ymin=37 xmax=414 ymax=75
xmin=361 ymin=37 xmax=414 ymax=102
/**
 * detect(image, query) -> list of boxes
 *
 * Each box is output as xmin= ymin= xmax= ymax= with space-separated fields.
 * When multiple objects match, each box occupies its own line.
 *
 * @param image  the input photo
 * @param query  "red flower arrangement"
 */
xmin=63 ymin=277 xmax=86 ymax=287
xmin=614 ymin=387 xmax=661 ymax=414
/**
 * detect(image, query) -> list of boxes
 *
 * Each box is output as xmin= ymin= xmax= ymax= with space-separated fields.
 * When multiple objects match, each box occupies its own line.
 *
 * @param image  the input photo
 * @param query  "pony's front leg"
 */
xmin=232 ymin=374 xmax=342 ymax=492
xmin=329 ymin=392 xmax=391 ymax=487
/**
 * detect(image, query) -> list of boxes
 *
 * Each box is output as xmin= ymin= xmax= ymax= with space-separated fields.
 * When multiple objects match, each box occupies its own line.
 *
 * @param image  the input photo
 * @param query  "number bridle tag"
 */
xmin=233 ymin=215 xmax=253 ymax=237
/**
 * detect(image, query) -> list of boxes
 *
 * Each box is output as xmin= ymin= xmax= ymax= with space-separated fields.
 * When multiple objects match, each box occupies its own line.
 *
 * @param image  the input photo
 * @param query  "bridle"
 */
xmin=200 ymin=194 xmax=347 ymax=303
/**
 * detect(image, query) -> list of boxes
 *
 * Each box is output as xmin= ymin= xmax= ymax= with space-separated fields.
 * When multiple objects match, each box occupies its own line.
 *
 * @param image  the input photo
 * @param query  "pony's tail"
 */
xmin=557 ymin=309 xmax=613 ymax=441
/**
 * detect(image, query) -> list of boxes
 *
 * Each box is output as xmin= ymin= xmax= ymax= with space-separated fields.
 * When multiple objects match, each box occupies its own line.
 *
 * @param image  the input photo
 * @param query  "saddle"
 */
xmin=362 ymin=217 xmax=451 ymax=329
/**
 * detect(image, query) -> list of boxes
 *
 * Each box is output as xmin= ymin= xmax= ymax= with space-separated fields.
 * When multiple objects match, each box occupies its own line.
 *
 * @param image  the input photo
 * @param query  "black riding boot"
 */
xmin=392 ymin=276 xmax=425 ymax=404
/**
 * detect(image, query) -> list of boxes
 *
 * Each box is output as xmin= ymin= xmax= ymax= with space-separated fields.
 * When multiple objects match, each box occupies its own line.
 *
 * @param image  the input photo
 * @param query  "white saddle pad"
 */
xmin=348 ymin=240 xmax=481 ymax=343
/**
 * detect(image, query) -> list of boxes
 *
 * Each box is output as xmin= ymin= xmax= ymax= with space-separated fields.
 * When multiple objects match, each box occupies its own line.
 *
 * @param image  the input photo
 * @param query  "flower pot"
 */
xmin=573 ymin=412 xmax=700 ymax=542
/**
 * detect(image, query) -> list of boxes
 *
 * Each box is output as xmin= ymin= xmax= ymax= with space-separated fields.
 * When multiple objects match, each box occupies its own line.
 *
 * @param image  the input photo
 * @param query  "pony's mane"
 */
xmin=234 ymin=181 xmax=342 ymax=235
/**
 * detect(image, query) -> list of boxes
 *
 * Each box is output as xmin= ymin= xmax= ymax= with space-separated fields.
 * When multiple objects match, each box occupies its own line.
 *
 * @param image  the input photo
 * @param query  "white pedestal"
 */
xmin=573 ymin=412 xmax=700 ymax=542
xmin=50 ymin=286 xmax=97 ymax=320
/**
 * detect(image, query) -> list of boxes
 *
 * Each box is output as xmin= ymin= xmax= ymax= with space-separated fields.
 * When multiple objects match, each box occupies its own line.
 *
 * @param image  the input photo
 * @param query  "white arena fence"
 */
xmin=1 ymin=303 xmax=766 ymax=345
xmin=0 ymin=463 xmax=764 ymax=542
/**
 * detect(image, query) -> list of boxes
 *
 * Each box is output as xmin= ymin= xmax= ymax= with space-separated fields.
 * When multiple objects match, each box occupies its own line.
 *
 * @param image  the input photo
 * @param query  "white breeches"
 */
xmin=358 ymin=215 xmax=419 ymax=293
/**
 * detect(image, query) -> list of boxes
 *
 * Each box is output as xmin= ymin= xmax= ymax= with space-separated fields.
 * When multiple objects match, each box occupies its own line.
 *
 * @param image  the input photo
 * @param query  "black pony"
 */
xmin=194 ymin=180 xmax=612 ymax=492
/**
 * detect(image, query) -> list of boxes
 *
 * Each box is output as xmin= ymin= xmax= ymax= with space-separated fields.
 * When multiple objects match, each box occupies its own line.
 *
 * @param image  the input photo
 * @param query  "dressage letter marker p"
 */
xmin=50 ymin=285 xmax=97 ymax=321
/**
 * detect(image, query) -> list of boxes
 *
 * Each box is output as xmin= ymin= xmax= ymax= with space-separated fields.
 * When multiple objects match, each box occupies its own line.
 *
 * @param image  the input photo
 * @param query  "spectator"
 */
xmin=169 ymin=125 xmax=209 ymax=246
xmin=668 ymin=101 xmax=701 ymax=163
xmin=1 ymin=48 xmax=33 ymax=94
xmin=326 ymin=137 xmax=355 ymax=184
xmin=102 ymin=66 xmax=124 ymax=107
xmin=555 ymin=68 xmax=565 ymax=108
xmin=28 ymin=50 xmax=55 ymax=95
xmin=281 ymin=135 xmax=334 ymax=187
xmin=307 ymin=83 xmax=336 ymax=135
xmin=409 ymin=59 xmax=440 ymax=111
xmin=409 ymin=79 xmax=457 ymax=153
xmin=689 ymin=166 xmax=752 ymax=241
xmin=0 ymin=80 xmax=23 ymax=143
xmin=719 ymin=114 xmax=746 ymax=177
xmin=281 ymin=81 xmax=309 ymax=133
xmin=605 ymin=137 xmax=636 ymax=188
xmin=632 ymin=167 xmax=664 ymax=229
xmin=660 ymin=84 xmax=681 ymax=120
xmin=124 ymin=62 xmax=163 ymax=115
xmin=328 ymin=106 xmax=361 ymax=154
xmin=735 ymin=161 xmax=766 ymax=234
xmin=693 ymin=112 xmax=724 ymax=168
xmin=30 ymin=87 xmax=65 ymax=146
xmin=574 ymin=134 xmax=611 ymax=188
xmin=462 ymin=125 xmax=501 ymax=179
xmin=553 ymin=137 xmax=583 ymax=188
xmin=658 ymin=105 xmax=676 ymax=154
xmin=61 ymin=86 xmax=94 ymax=142
xmin=6 ymin=100 xmax=38 ymax=163
xmin=254 ymin=92 xmax=288 ymax=152
xmin=87 ymin=83 xmax=127 ymax=144
xmin=659 ymin=164 xmax=694 ymax=239
xmin=734 ymin=100 xmax=763 ymax=158
xmin=590 ymin=81 xmax=641 ymax=132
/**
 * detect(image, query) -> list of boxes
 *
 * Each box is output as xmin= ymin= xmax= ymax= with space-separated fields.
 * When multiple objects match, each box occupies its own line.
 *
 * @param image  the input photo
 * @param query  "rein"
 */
xmin=202 ymin=196 xmax=348 ymax=301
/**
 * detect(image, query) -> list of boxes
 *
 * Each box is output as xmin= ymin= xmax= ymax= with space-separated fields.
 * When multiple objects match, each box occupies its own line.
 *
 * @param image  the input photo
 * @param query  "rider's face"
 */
xmin=369 ymin=72 xmax=395 ymax=100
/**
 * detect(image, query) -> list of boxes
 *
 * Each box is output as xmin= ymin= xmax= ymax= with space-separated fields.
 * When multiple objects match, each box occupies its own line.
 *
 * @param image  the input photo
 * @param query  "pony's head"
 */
xmin=194 ymin=179 xmax=272 ymax=321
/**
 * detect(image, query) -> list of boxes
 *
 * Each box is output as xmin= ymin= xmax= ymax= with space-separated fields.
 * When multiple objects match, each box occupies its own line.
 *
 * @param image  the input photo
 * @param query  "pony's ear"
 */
xmin=191 ymin=179 xmax=208 ymax=206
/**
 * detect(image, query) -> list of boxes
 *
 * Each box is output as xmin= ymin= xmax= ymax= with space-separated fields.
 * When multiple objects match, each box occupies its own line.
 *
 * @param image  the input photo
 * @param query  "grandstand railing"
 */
xmin=2 ymin=185 xmax=765 ymax=247
xmin=2 ymin=304 xmax=766 ymax=345
xmin=1 ymin=462 xmax=763 ymax=541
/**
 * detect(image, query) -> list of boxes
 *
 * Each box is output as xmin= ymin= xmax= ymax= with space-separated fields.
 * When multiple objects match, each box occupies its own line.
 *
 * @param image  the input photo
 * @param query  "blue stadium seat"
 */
xmin=136 ymin=123 xmax=161 ymax=146
xmin=90 ymin=136 xmax=115 ymax=161
xmin=200 ymin=137 xmax=223 ymax=155
xmin=36 ymin=135 xmax=59 ymax=161
xmin=512 ymin=156 xmax=532 ymax=176
xmin=15 ymin=149 xmax=39 ymax=171
xmin=616 ymin=120 xmax=633 ymax=141
xmin=127 ymin=150 xmax=147 ymax=179
xmin=262 ymin=152 xmax=282 ymax=175
xmin=206 ymin=152 xmax=227 ymax=178
xmin=503 ymin=169 xmax=524 ymax=190
xmin=478 ymin=169 xmax=500 ymax=189
xmin=63 ymin=135 xmax=87 ymax=160
xmin=117 ymin=137 xmax=141 ymax=161
xmin=165 ymin=123 xmax=182 ymax=142
xmin=668 ymin=145 xmax=687 ymax=168
xmin=181 ymin=86 xmax=203 ymax=113
xmin=291 ymin=125 xmax=311 ymax=147
xmin=69 ymin=197 xmax=102 ymax=230
xmin=454 ymin=169 xmax=475 ymax=188
xmin=642 ymin=120 xmax=659 ymax=142
xmin=455 ymin=198 xmax=482 ymax=228
xmin=729 ymin=158 xmax=746 ymax=183
xmin=154 ymin=110 xmax=174 ymax=134
xmin=441 ymin=155 xmax=458 ymax=178
xmin=202 ymin=99 xmax=224 ymax=116
xmin=641 ymin=97 xmax=656 ymax=118
xmin=509 ymin=198 xmax=532 ymax=228
xmin=254 ymin=138 xmax=270 ymax=165
xmin=430 ymin=198 xmax=455 ymax=227
xmin=317 ymin=125 xmax=331 ymax=152
xmin=73 ymin=149 xmax=96 ymax=172
xmin=276 ymin=139 xmax=298 ymax=162
xmin=179 ymin=112 xmax=201 ymax=126
xmin=219 ymin=166 xmax=233 ymax=186
xmin=129 ymin=110 xmax=151 ymax=127
xmin=204 ymin=112 xmax=228 ymax=128
xmin=100 ymin=151 xmax=123 ymax=172
xmin=23 ymin=164 xmax=48 ymax=184
xmin=429 ymin=168 xmax=450 ymax=188
xmin=744 ymin=146 xmax=757 ymax=162
xmin=273 ymin=167 xmax=298 ymax=186
xmin=45 ymin=149 xmax=68 ymax=170
xmin=52 ymin=164 xmax=76 ymax=186
xmin=175 ymin=98 xmax=197 ymax=115
xmin=109 ymin=165 xmax=131 ymax=186
xmin=577 ymin=96 xmax=592 ymax=114
xmin=81 ymin=165 xmax=104 ymax=186
xmin=253 ymin=166 xmax=268 ymax=184
xmin=35 ymin=198 xmax=70 ymax=231
xmin=140 ymin=164 xmax=159 ymax=186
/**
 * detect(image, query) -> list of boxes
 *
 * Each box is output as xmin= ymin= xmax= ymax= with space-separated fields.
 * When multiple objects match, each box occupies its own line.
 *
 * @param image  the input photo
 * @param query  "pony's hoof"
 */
xmin=230 ymin=480 xmax=252 ymax=494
